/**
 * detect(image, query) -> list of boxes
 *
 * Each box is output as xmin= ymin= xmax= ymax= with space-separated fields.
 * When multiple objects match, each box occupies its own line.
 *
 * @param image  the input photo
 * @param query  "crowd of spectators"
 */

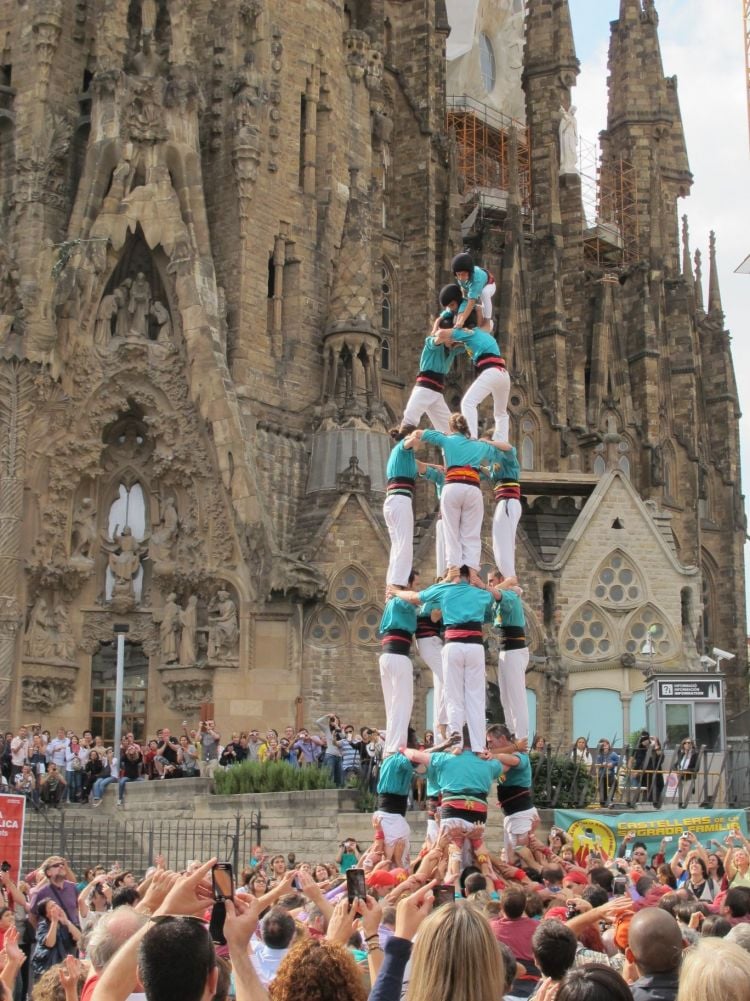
xmin=1 ymin=811 xmax=749 ymax=1001
xmin=0 ymin=717 xmax=442 ymax=807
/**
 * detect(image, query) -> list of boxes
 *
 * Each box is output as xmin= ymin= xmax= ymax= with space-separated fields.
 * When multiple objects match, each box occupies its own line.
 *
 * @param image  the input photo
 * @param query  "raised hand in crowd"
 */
xmin=393 ymin=879 xmax=436 ymax=942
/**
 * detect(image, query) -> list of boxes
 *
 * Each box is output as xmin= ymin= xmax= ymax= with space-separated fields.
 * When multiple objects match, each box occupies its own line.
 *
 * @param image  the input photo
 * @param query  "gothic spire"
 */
xmin=707 ymin=230 xmax=724 ymax=320
xmin=694 ymin=249 xmax=705 ymax=313
xmin=681 ymin=215 xmax=694 ymax=289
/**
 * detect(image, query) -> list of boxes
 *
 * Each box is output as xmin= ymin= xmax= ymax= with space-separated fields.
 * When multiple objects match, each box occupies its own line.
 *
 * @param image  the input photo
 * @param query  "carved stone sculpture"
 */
xmin=150 ymin=496 xmax=179 ymax=563
xmin=21 ymin=677 xmax=76 ymax=714
xmin=102 ymin=526 xmax=148 ymax=609
xmin=179 ymin=595 xmax=198 ymax=665
xmin=128 ymin=271 xmax=152 ymax=336
xmin=52 ymin=604 xmax=77 ymax=662
xmin=559 ymin=105 xmax=578 ymax=176
xmin=207 ymin=589 xmax=239 ymax=661
xmin=94 ymin=294 xmax=117 ymax=347
xmin=150 ymin=300 xmax=172 ymax=340
xmin=70 ymin=497 xmax=97 ymax=560
xmin=160 ymin=592 xmax=181 ymax=664
xmin=163 ymin=679 xmax=212 ymax=713
xmin=114 ymin=281 xmax=132 ymax=337
xmin=24 ymin=597 xmax=54 ymax=658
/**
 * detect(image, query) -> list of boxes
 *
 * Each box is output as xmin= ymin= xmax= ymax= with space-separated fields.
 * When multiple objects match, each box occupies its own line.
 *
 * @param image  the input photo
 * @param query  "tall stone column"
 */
xmin=0 ymin=361 xmax=35 ymax=730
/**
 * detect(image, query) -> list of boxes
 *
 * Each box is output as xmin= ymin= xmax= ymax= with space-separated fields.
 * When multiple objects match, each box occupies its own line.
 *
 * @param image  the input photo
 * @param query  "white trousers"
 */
xmin=379 ymin=652 xmax=414 ymax=754
xmin=417 ymin=634 xmax=447 ymax=730
xmin=441 ymin=483 xmax=484 ymax=570
xmin=373 ymin=810 xmax=411 ymax=864
xmin=503 ymin=807 xmax=539 ymax=861
xmin=461 ymin=366 xmax=510 ymax=441
xmin=435 ymin=518 xmax=446 ymax=578
xmin=497 ymin=646 xmax=530 ymax=741
xmin=383 ymin=493 xmax=413 ymax=586
xmin=402 ymin=385 xmax=451 ymax=434
xmin=492 ymin=498 xmax=522 ymax=578
xmin=442 ymin=641 xmax=487 ymax=751
xmin=479 ymin=281 xmax=496 ymax=323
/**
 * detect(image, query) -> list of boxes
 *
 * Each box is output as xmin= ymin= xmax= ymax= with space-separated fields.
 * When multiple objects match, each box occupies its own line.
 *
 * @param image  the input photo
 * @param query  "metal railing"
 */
xmin=531 ymin=738 xmax=750 ymax=812
xmin=21 ymin=811 xmax=265 ymax=878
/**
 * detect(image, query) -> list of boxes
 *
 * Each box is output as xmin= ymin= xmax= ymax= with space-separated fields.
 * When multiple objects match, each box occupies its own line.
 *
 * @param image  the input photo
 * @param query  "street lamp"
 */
xmin=113 ymin=624 xmax=130 ymax=768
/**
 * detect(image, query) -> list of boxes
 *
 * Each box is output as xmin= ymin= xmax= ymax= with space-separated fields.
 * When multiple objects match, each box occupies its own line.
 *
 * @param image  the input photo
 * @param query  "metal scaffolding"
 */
xmin=580 ymin=130 xmax=640 ymax=269
xmin=446 ymin=95 xmax=531 ymax=211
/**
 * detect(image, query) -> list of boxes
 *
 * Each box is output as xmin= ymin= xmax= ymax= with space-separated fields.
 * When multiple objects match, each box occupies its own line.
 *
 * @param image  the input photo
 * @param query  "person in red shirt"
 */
xmin=490 ymin=887 xmax=540 ymax=966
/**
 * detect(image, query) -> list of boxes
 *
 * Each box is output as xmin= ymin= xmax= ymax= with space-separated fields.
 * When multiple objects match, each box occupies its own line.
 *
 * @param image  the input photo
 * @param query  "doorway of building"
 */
xmin=90 ymin=640 xmax=148 ymax=742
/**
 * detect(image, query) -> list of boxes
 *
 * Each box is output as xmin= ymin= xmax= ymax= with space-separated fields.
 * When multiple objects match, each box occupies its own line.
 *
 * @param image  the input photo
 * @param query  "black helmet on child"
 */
xmin=438 ymin=283 xmax=463 ymax=308
xmin=451 ymin=252 xmax=474 ymax=274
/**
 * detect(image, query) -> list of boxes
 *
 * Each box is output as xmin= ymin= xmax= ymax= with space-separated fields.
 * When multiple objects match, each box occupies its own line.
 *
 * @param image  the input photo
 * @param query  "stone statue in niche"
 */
xmin=52 ymin=604 xmax=76 ymax=662
xmin=70 ymin=497 xmax=97 ymax=560
xmin=128 ymin=272 xmax=152 ymax=336
xmin=559 ymin=105 xmax=579 ymax=176
xmin=207 ymin=590 xmax=239 ymax=661
xmin=150 ymin=300 xmax=172 ymax=340
xmin=160 ymin=592 xmax=181 ymax=664
xmin=24 ymin=597 xmax=54 ymax=658
xmin=179 ymin=595 xmax=198 ymax=665
xmin=102 ymin=526 xmax=148 ymax=608
xmin=150 ymin=496 xmax=179 ymax=563
xmin=94 ymin=294 xmax=118 ymax=348
xmin=114 ymin=280 xmax=132 ymax=337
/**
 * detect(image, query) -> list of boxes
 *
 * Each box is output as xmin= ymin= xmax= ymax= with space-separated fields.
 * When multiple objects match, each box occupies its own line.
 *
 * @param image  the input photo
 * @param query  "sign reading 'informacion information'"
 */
xmin=657 ymin=679 xmax=722 ymax=701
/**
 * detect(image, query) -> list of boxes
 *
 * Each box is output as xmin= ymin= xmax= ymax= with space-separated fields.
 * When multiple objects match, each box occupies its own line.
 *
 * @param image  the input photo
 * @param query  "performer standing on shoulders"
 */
xmin=485 ymin=443 xmax=522 ymax=578
xmin=488 ymin=569 xmax=530 ymax=743
xmin=486 ymin=723 xmax=538 ymax=866
xmin=378 ymin=570 xmax=418 ymax=755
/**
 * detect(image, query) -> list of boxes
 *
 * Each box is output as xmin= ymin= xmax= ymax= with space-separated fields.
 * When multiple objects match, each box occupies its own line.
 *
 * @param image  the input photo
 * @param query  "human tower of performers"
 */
xmin=359 ymin=253 xmax=538 ymax=891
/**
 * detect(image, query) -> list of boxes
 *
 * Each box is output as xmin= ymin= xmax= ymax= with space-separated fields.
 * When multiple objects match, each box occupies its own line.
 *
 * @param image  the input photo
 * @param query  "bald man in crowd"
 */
xmin=625 ymin=907 xmax=684 ymax=1001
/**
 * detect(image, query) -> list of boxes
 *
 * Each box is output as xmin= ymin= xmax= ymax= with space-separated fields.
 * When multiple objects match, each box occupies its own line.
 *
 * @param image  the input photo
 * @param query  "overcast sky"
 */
xmin=568 ymin=0 xmax=749 ymax=630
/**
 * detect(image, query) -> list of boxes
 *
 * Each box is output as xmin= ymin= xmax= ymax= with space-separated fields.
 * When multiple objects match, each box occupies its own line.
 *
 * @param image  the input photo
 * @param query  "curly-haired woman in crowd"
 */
xmin=269 ymin=939 xmax=367 ymax=1001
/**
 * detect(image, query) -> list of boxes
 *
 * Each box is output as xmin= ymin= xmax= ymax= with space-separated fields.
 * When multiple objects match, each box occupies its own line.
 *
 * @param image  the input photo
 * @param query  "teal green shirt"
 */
xmin=449 ymin=325 xmax=503 ymax=360
xmin=505 ymin=752 xmax=532 ymax=788
xmin=419 ymin=581 xmax=494 ymax=626
xmin=486 ymin=447 xmax=520 ymax=482
xmin=377 ymin=752 xmax=413 ymax=796
xmin=386 ymin=440 xmax=418 ymax=479
xmin=418 ymin=335 xmax=463 ymax=374
xmin=492 ymin=589 xmax=525 ymax=630
xmin=421 ymin=466 xmax=445 ymax=501
xmin=379 ymin=597 xmax=418 ymax=636
xmin=421 ymin=430 xmax=501 ymax=469
xmin=427 ymin=749 xmax=501 ymax=796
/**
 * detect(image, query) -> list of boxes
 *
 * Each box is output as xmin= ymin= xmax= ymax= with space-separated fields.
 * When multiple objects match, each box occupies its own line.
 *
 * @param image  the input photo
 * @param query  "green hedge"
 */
xmin=212 ymin=761 xmax=336 ymax=796
xmin=532 ymin=754 xmax=598 ymax=809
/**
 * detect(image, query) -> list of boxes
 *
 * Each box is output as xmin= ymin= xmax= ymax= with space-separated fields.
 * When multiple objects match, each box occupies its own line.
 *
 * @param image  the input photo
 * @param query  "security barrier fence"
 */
xmin=20 ymin=811 xmax=264 ymax=877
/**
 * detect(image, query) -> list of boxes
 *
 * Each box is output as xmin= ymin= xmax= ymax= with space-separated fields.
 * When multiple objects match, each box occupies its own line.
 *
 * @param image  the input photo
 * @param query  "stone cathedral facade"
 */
xmin=0 ymin=0 xmax=745 ymax=746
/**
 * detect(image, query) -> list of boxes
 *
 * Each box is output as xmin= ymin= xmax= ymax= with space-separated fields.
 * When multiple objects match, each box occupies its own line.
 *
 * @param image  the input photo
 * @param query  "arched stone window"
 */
xmin=520 ymin=413 xmax=537 ymax=471
xmin=330 ymin=565 xmax=370 ymax=608
xmin=623 ymin=604 xmax=675 ymax=660
xmin=561 ymin=602 xmax=615 ymax=661
xmin=305 ymin=605 xmax=347 ymax=648
xmin=593 ymin=454 xmax=606 ymax=476
xmin=593 ymin=549 xmax=644 ymax=609
xmin=352 ymin=605 xmax=382 ymax=646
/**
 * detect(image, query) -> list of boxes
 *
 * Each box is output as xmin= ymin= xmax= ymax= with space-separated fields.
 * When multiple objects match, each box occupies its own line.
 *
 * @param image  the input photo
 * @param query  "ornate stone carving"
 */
xmin=268 ymin=555 xmax=327 ymax=603
xmin=102 ymin=527 xmax=149 ymax=612
xmin=159 ymin=592 xmax=181 ymax=664
xmin=23 ymin=597 xmax=77 ymax=663
xmin=179 ymin=595 xmax=198 ymax=665
xmin=162 ymin=678 xmax=213 ymax=713
xmin=150 ymin=496 xmax=179 ymax=563
xmin=124 ymin=79 xmax=168 ymax=142
xmin=79 ymin=611 xmax=158 ymax=657
xmin=71 ymin=498 xmax=97 ymax=560
xmin=337 ymin=455 xmax=370 ymax=494
xmin=21 ymin=676 xmax=76 ymax=714
xmin=344 ymin=30 xmax=368 ymax=82
xmin=559 ymin=105 xmax=579 ymax=176
xmin=207 ymin=589 xmax=239 ymax=662
xmin=231 ymin=55 xmax=266 ymax=216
